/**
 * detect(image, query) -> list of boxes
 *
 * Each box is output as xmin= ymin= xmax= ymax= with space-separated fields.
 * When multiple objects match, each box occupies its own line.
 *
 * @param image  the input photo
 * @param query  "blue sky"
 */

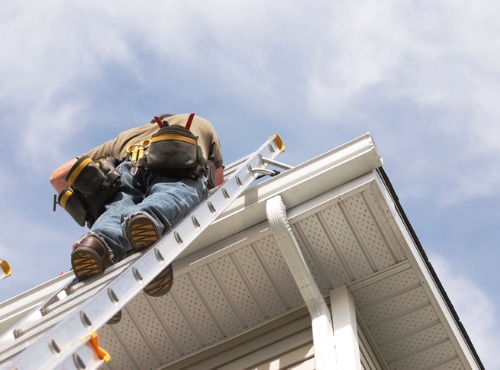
xmin=1 ymin=1 xmax=499 ymax=367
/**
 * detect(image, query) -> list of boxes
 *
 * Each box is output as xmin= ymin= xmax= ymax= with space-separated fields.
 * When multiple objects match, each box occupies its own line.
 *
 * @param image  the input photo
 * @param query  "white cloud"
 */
xmin=308 ymin=0 xmax=500 ymax=116
xmin=1 ymin=2 xmax=499 ymax=188
xmin=304 ymin=0 xmax=500 ymax=205
xmin=309 ymin=2 xmax=406 ymax=115
xmin=1 ymin=2 xmax=142 ymax=172
xmin=1 ymin=1 xmax=325 ymax=170
xmin=431 ymin=254 xmax=500 ymax=369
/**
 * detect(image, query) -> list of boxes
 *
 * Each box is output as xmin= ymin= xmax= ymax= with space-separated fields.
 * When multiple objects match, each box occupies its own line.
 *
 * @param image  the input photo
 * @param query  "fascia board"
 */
xmin=371 ymin=172 xmax=482 ymax=369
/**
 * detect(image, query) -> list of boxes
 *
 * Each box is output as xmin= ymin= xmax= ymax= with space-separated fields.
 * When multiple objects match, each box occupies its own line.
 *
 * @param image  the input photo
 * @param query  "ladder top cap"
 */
xmin=0 ymin=259 xmax=12 ymax=276
xmin=270 ymin=134 xmax=285 ymax=153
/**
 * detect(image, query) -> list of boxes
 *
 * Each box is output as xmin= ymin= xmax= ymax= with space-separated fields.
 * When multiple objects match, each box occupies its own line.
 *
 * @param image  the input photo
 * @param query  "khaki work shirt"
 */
xmin=84 ymin=114 xmax=224 ymax=168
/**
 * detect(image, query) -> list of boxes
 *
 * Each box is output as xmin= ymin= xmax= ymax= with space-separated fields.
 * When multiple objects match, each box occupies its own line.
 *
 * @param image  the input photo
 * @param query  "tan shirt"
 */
xmin=84 ymin=114 xmax=224 ymax=168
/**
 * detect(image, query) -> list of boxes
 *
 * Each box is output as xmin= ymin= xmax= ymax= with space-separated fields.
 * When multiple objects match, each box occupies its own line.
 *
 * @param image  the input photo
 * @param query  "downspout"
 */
xmin=266 ymin=195 xmax=337 ymax=370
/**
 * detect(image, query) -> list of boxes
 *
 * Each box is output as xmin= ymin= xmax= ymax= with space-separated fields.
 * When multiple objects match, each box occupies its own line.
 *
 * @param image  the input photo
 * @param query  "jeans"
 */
xmin=87 ymin=161 xmax=208 ymax=262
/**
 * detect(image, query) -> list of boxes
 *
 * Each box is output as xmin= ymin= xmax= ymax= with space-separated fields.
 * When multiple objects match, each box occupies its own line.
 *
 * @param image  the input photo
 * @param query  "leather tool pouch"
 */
xmin=61 ymin=156 xmax=122 ymax=227
xmin=57 ymin=187 xmax=115 ymax=227
xmin=139 ymin=125 xmax=206 ymax=179
xmin=58 ymin=188 xmax=87 ymax=227
xmin=66 ymin=156 xmax=121 ymax=195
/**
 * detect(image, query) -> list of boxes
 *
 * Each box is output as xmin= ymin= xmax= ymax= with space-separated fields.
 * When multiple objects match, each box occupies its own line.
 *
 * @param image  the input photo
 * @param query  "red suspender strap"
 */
xmin=185 ymin=113 xmax=195 ymax=130
xmin=153 ymin=116 xmax=165 ymax=128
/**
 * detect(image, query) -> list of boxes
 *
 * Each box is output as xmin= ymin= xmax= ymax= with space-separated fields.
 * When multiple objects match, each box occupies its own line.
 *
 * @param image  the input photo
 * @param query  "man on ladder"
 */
xmin=50 ymin=113 xmax=224 ymax=321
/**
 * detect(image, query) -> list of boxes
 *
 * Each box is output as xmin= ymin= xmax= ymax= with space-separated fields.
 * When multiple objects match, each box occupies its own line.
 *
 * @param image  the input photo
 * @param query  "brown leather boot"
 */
xmin=127 ymin=214 xmax=174 ymax=297
xmin=107 ymin=310 xmax=122 ymax=325
xmin=143 ymin=264 xmax=174 ymax=297
xmin=71 ymin=235 xmax=112 ymax=282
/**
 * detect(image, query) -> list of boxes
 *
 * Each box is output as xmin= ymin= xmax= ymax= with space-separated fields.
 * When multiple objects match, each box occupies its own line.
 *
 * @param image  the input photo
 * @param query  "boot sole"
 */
xmin=144 ymin=264 xmax=173 ymax=297
xmin=107 ymin=310 xmax=123 ymax=325
xmin=127 ymin=216 xmax=160 ymax=252
xmin=71 ymin=247 xmax=104 ymax=281
xmin=127 ymin=215 xmax=173 ymax=297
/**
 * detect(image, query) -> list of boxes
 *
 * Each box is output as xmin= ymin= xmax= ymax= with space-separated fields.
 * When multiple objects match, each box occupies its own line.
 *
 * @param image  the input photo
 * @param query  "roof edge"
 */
xmin=376 ymin=167 xmax=484 ymax=370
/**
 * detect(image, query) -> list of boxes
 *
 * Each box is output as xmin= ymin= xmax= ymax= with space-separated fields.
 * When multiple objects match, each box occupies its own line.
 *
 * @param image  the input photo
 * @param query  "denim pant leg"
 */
xmin=89 ymin=162 xmax=145 ymax=261
xmin=121 ymin=172 xmax=208 ymax=237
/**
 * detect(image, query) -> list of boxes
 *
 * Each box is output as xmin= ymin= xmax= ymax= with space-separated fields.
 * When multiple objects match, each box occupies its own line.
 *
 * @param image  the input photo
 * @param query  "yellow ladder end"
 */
xmin=0 ymin=259 xmax=12 ymax=279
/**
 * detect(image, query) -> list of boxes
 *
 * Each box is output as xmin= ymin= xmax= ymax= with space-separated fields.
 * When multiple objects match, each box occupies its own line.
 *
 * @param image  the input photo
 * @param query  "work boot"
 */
xmin=127 ymin=213 xmax=161 ymax=252
xmin=127 ymin=213 xmax=174 ymax=297
xmin=143 ymin=264 xmax=173 ymax=297
xmin=107 ymin=310 xmax=122 ymax=325
xmin=71 ymin=236 xmax=112 ymax=282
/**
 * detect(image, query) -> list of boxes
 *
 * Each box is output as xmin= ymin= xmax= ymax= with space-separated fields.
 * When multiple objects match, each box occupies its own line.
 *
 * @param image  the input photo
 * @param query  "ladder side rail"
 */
xmin=6 ymin=135 xmax=284 ymax=370
xmin=1 ymin=153 xmax=255 ymax=348
xmin=55 ymin=332 xmax=110 ymax=370
xmin=0 ymin=152 xmax=252 ymax=348
xmin=40 ymin=254 xmax=140 ymax=318
xmin=220 ymin=154 xmax=253 ymax=179
xmin=0 ymin=151 xmax=255 ymax=355
xmin=0 ymin=274 xmax=75 ymax=349
xmin=8 ymin=284 xmax=104 ymax=351
xmin=0 ymin=255 xmax=140 ymax=353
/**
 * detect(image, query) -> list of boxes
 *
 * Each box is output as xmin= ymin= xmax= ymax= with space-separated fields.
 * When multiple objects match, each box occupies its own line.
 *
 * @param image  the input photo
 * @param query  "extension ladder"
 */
xmin=0 ymin=134 xmax=286 ymax=370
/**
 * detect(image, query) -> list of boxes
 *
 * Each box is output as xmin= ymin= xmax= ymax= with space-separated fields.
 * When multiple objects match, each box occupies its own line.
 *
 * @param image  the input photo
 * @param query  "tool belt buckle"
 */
xmin=126 ymin=139 xmax=151 ymax=174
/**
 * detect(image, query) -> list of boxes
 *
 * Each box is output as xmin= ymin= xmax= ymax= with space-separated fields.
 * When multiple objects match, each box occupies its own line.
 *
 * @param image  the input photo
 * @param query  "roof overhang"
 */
xmin=0 ymin=133 xmax=483 ymax=369
xmin=170 ymin=132 xmax=482 ymax=369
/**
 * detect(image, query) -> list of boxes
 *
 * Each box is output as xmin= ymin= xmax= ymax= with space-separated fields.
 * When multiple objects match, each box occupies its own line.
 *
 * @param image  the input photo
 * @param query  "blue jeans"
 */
xmin=87 ymin=161 xmax=208 ymax=262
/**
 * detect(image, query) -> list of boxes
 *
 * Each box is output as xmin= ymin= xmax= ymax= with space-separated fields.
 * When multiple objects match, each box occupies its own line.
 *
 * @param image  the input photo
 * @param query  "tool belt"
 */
xmin=130 ymin=114 xmax=207 ymax=179
xmin=58 ymin=156 xmax=121 ymax=227
xmin=137 ymin=125 xmax=206 ymax=178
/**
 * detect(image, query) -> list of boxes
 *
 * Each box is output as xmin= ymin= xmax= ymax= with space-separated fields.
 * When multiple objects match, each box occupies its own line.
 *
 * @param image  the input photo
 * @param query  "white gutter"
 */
xmin=266 ymin=195 xmax=337 ymax=370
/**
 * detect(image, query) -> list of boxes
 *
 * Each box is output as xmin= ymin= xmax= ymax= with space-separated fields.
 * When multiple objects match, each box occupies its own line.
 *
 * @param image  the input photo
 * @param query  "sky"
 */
xmin=0 ymin=0 xmax=499 ymax=367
